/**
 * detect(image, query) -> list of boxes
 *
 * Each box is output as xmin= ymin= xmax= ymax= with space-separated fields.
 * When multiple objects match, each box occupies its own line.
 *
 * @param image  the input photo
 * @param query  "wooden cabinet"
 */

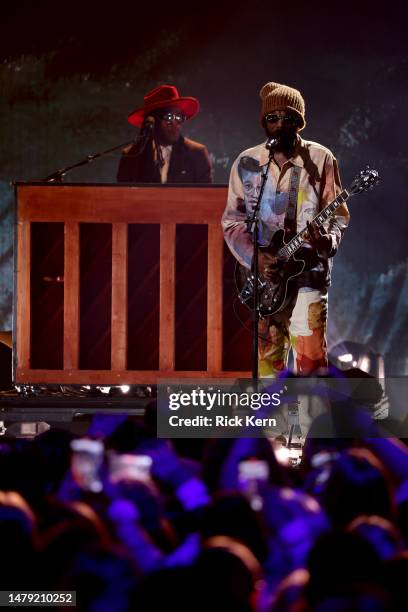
xmin=14 ymin=183 xmax=251 ymax=384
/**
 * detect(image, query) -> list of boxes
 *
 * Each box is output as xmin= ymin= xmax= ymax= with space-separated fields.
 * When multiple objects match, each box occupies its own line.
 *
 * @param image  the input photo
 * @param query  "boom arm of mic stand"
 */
xmin=40 ymin=137 xmax=140 ymax=182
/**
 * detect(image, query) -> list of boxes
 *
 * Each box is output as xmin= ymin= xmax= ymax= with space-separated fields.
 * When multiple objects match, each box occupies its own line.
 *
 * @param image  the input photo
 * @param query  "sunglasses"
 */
xmin=264 ymin=113 xmax=298 ymax=125
xmin=160 ymin=112 xmax=186 ymax=123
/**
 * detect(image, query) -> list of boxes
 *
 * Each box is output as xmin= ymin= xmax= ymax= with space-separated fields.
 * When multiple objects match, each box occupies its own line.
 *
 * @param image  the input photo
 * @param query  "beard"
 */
xmin=265 ymin=126 xmax=298 ymax=153
xmin=274 ymin=128 xmax=297 ymax=151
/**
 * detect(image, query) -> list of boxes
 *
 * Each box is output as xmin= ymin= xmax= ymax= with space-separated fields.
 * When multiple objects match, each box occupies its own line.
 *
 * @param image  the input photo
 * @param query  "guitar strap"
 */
xmin=284 ymin=166 xmax=301 ymax=238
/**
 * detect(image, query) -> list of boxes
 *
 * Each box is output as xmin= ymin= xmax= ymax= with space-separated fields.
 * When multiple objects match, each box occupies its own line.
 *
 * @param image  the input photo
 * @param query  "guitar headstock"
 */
xmin=349 ymin=166 xmax=380 ymax=195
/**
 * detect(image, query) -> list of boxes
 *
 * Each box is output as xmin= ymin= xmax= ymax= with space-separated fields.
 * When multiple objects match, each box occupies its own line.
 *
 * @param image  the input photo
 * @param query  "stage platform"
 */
xmin=0 ymin=388 xmax=148 ymax=432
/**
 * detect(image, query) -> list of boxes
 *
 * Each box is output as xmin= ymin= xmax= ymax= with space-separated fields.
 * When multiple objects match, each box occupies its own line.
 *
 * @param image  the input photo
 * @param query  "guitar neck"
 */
xmin=278 ymin=189 xmax=349 ymax=259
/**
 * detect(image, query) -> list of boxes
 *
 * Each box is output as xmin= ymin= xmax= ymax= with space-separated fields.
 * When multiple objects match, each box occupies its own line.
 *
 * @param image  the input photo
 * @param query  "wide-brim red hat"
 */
xmin=128 ymin=85 xmax=200 ymax=127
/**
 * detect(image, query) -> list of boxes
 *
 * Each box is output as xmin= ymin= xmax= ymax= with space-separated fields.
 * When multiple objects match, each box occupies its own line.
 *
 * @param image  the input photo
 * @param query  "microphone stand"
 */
xmin=246 ymin=139 xmax=276 ymax=385
xmin=41 ymin=125 xmax=154 ymax=182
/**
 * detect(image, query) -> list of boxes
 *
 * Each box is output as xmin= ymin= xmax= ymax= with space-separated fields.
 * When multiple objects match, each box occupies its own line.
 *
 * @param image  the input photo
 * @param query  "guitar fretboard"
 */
xmin=278 ymin=189 xmax=349 ymax=259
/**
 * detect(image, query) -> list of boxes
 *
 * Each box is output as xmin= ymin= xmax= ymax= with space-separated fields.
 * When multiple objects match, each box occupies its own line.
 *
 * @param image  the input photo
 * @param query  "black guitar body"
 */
xmin=233 ymin=166 xmax=380 ymax=318
xmin=235 ymin=229 xmax=315 ymax=316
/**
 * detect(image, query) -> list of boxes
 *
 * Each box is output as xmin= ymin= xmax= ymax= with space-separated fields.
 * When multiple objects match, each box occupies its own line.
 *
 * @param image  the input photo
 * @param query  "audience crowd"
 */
xmin=1 ymin=371 xmax=408 ymax=611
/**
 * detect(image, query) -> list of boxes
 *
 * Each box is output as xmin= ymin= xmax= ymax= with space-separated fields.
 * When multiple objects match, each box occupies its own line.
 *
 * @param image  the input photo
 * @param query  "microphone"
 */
xmin=136 ymin=116 xmax=155 ymax=153
xmin=142 ymin=115 xmax=155 ymax=134
xmin=265 ymin=137 xmax=279 ymax=150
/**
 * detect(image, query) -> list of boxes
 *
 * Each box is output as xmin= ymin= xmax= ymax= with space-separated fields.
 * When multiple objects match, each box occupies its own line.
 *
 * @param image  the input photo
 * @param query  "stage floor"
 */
xmin=0 ymin=388 xmax=148 ymax=437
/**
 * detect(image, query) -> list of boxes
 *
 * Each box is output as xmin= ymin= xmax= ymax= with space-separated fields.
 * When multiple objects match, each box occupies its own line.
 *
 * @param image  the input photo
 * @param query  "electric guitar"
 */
xmin=235 ymin=167 xmax=380 ymax=317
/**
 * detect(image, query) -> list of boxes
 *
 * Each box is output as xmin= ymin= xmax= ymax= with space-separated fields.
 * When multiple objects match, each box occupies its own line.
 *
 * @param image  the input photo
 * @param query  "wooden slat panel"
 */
xmin=64 ymin=222 xmax=80 ymax=369
xmin=159 ymin=224 xmax=176 ymax=371
xmin=111 ymin=223 xmax=128 ymax=370
xmin=207 ymin=224 xmax=224 ymax=373
xmin=14 ymin=185 xmax=251 ymax=386
xmin=16 ymin=221 xmax=31 ymax=369
xmin=17 ymin=185 xmax=228 ymax=224
xmin=15 ymin=368 xmax=251 ymax=385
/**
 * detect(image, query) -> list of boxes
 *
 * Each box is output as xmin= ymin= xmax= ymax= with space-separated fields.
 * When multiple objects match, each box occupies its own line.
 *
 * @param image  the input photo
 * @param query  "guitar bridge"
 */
xmin=238 ymin=275 xmax=267 ymax=304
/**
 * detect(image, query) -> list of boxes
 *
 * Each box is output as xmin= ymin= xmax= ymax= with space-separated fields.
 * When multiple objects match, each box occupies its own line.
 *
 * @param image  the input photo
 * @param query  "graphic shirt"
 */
xmin=222 ymin=136 xmax=350 ymax=289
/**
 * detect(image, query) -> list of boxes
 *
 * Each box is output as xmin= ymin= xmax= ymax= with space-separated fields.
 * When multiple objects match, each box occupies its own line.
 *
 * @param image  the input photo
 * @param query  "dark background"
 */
xmin=1 ymin=0 xmax=407 ymax=372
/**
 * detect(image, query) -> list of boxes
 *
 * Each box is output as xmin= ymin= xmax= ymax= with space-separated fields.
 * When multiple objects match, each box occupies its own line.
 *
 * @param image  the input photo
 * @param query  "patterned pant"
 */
xmin=258 ymin=290 xmax=328 ymax=377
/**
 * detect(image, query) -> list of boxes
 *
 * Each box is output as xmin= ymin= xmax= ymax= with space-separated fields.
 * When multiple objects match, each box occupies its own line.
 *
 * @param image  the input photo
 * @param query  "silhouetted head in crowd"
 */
xmin=305 ymin=531 xmax=382 ymax=606
xmin=0 ymin=491 xmax=36 ymax=588
xmin=309 ymin=585 xmax=392 ymax=612
xmin=63 ymin=546 xmax=137 ymax=611
xmin=31 ymin=428 xmax=75 ymax=492
xmin=321 ymin=448 xmax=394 ymax=528
xmin=348 ymin=515 xmax=404 ymax=561
xmin=271 ymin=572 xmax=391 ymax=612
xmin=262 ymin=487 xmax=328 ymax=588
xmin=143 ymin=400 xmax=157 ymax=437
xmin=397 ymin=498 xmax=408 ymax=548
xmin=380 ymin=552 xmax=408 ymax=612
xmin=200 ymin=492 xmax=268 ymax=563
xmin=195 ymin=544 xmax=261 ymax=612
xmin=39 ymin=501 xmax=112 ymax=588
xmin=132 ymin=566 xmax=197 ymax=612
xmin=202 ymin=439 xmax=237 ymax=492
xmin=106 ymin=417 xmax=152 ymax=454
xmin=0 ymin=430 xmax=74 ymax=508
xmin=117 ymin=478 xmax=175 ymax=552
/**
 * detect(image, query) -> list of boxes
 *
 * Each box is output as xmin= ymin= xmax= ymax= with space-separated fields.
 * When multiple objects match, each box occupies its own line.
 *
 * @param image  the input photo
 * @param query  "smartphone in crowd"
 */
xmin=70 ymin=438 xmax=104 ymax=493
xmin=108 ymin=453 xmax=152 ymax=483
xmin=238 ymin=459 xmax=269 ymax=512
xmin=238 ymin=459 xmax=270 ymax=482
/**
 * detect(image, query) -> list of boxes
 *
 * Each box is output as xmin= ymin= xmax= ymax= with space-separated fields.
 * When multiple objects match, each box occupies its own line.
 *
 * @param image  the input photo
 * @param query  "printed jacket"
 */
xmin=222 ymin=136 xmax=350 ymax=289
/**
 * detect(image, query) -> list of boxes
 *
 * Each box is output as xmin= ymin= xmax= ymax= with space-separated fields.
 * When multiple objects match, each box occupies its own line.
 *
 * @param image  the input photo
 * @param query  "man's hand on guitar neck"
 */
xmin=305 ymin=220 xmax=333 ymax=255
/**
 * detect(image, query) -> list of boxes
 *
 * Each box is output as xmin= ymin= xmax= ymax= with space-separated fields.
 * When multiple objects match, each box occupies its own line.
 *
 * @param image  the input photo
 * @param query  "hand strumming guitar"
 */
xmin=258 ymin=251 xmax=280 ymax=280
xmin=305 ymin=220 xmax=332 ymax=255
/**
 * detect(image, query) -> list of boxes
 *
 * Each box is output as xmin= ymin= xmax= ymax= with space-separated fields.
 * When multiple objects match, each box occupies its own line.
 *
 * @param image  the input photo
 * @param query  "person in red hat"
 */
xmin=117 ymin=85 xmax=213 ymax=183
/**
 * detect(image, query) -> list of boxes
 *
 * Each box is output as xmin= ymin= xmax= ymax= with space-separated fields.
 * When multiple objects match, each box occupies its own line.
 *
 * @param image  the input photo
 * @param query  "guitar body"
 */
xmin=235 ymin=229 xmax=313 ymax=316
xmin=234 ymin=167 xmax=379 ymax=318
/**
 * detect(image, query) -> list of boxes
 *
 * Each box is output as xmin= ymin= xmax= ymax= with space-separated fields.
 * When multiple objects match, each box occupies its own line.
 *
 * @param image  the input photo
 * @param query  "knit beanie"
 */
xmin=260 ymin=82 xmax=306 ymax=130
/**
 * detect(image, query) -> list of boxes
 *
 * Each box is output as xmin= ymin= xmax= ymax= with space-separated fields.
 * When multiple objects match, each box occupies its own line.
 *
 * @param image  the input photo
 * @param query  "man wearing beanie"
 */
xmin=222 ymin=82 xmax=350 ymax=376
